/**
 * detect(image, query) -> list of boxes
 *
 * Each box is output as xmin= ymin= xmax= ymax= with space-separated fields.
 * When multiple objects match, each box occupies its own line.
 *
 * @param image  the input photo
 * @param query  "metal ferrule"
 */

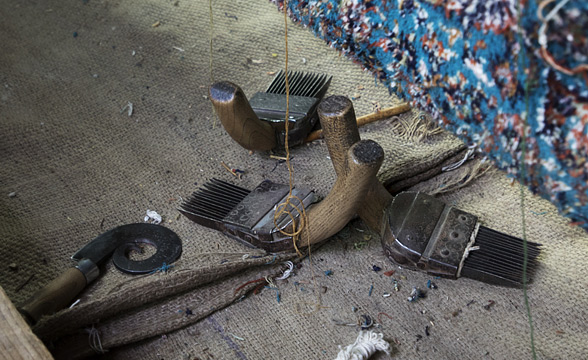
xmin=75 ymin=258 xmax=100 ymax=284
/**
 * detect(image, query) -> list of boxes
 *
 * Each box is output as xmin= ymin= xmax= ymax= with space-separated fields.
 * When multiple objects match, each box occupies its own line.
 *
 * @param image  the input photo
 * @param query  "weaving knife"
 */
xmin=18 ymin=223 xmax=182 ymax=325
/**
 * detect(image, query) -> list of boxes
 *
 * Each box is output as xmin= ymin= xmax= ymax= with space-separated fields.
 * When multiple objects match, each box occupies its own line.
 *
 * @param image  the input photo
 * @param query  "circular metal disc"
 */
xmin=110 ymin=223 xmax=182 ymax=274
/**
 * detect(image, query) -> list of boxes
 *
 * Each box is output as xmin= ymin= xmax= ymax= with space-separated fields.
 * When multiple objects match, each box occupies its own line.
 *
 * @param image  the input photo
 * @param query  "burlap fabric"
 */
xmin=0 ymin=0 xmax=586 ymax=359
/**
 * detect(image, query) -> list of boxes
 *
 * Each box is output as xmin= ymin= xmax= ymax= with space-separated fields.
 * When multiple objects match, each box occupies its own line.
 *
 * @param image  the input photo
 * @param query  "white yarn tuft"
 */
xmin=335 ymin=331 xmax=390 ymax=360
xmin=144 ymin=209 xmax=162 ymax=224
xmin=86 ymin=325 xmax=107 ymax=354
xmin=276 ymin=261 xmax=295 ymax=280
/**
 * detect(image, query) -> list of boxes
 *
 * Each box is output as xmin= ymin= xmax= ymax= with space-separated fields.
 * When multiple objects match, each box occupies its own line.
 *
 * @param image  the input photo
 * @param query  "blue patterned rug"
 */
xmin=272 ymin=0 xmax=588 ymax=231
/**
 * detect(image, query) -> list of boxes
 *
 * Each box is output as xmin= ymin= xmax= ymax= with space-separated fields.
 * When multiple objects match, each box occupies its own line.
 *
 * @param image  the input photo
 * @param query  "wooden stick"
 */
xmin=220 ymin=161 xmax=237 ymax=176
xmin=0 ymin=286 xmax=53 ymax=359
xmin=304 ymin=103 xmax=411 ymax=143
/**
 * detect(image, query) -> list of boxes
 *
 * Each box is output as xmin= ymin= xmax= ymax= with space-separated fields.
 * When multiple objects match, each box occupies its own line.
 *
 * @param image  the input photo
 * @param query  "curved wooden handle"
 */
xmin=19 ymin=267 xmax=87 ymax=324
xmin=316 ymin=96 xmax=361 ymax=177
xmin=209 ymin=81 xmax=277 ymax=151
xmin=318 ymin=95 xmax=393 ymax=234
xmin=297 ymin=139 xmax=384 ymax=248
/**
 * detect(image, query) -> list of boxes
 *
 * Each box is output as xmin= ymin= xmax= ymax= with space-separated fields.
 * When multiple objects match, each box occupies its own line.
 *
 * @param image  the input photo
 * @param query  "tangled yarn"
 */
xmin=335 ymin=331 xmax=390 ymax=360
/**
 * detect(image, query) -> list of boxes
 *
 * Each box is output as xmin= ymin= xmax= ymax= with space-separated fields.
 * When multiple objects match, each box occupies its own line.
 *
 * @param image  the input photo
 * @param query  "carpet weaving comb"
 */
xmin=180 ymin=139 xmax=384 ymax=253
xmin=317 ymin=95 xmax=541 ymax=287
xmin=381 ymin=192 xmax=541 ymax=287
xmin=209 ymin=70 xmax=332 ymax=151
xmin=179 ymin=178 xmax=315 ymax=252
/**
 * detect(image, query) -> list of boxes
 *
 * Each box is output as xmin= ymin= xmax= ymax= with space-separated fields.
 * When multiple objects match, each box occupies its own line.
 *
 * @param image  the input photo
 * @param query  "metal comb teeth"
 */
xmin=179 ymin=179 xmax=250 ymax=228
xmin=460 ymin=226 xmax=542 ymax=287
xmin=266 ymin=70 xmax=332 ymax=99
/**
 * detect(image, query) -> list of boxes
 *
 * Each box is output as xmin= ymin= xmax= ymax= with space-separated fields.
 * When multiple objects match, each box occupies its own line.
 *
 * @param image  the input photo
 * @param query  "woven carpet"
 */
xmin=271 ymin=0 xmax=588 ymax=232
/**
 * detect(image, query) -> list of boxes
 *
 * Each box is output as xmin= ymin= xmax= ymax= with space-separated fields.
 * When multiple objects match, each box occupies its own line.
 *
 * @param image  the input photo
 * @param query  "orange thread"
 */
xmin=272 ymin=0 xmax=310 ymax=257
xmin=208 ymin=0 xmax=218 ymax=127
xmin=377 ymin=312 xmax=394 ymax=324
xmin=272 ymin=1 xmax=323 ymax=315
xmin=234 ymin=277 xmax=267 ymax=295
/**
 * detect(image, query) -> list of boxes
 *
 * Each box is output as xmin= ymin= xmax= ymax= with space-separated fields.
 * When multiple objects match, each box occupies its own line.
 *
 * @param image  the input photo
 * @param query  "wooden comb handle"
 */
xmin=318 ymin=95 xmax=393 ymax=234
xmin=209 ymin=81 xmax=277 ymax=151
xmin=298 ymin=139 xmax=384 ymax=248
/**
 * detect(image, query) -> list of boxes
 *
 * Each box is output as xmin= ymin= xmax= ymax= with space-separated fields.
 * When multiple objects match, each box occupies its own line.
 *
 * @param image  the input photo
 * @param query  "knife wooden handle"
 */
xmin=209 ymin=81 xmax=277 ymax=151
xmin=298 ymin=139 xmax=384 ymax=248
xmin=318 ymin=95 xmax=393 ymax=233
xmin=19 ymin=267 xmax=87 ymax=325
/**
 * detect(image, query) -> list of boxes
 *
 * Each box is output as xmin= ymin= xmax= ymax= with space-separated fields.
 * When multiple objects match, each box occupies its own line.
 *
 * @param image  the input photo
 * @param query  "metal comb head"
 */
xmin=179 ymin=178 xmax=316 ymax=253
xmin=265 ymin=70 xmax=332 ymax=98
xmin=382 ymin=192 xmax=541 ymax=287
xmin=248 ymin=70 xmax=332 ymax=147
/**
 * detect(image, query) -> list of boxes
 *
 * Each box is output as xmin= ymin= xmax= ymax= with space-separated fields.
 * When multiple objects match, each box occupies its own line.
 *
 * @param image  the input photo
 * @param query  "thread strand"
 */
xmin=208 ymin=0 xmax=217 ymax=127
xmin=274 ymin=0 xmax=322 ymax=315
xmin=516 ymin=1 xmax=537 ymax=358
